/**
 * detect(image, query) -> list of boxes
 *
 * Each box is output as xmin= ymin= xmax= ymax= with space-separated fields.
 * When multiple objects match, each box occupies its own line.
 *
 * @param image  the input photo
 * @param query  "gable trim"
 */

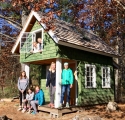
xmin=11 ymin=11 xmax=34 ymax=54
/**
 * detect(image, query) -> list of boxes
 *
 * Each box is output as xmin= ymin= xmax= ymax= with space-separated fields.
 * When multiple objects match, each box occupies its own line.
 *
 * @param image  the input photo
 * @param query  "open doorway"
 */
xmin=62 ymin=61 xmax=77 ymax=106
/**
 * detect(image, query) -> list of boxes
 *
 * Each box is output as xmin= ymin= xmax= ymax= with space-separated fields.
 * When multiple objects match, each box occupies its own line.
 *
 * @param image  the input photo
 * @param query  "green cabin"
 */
xmin=11 ymin=10 xmax=119 ymax=108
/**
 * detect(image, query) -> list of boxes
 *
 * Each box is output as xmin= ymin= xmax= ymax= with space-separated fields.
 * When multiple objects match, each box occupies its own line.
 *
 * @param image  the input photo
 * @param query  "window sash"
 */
xmin=20 ymin=28 xmax=44 ymax=53
xmin=102 ymin=67 xmax=110 ymax=88
xmin=85 ymin=64 xmax=96 ymax=88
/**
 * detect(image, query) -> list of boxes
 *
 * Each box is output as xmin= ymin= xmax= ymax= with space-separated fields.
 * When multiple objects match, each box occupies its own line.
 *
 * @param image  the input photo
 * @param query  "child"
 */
xmin=32 ymin=42 xmax=39 ymax=53
xmin=17 ymin=71 xmax=29 ymax=111
xmin=30 ymin=86 xmax=45 ymax=115
xmin=22 ymin=87 xmax=34 ymax=113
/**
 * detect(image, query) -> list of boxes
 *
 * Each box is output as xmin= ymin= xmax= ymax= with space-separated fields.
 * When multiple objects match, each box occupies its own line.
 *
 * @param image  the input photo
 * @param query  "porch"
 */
xmin=23 ymin=58 xmax=78 ymax=108
xmin=38 ymin=105 xmax=84 ymax=118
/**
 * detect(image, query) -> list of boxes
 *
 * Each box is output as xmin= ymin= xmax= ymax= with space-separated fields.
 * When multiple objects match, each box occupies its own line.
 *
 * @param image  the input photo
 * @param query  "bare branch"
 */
xmin=0 ymin=32 xmax=16 ymax=41
xmin=114 ymin=0 xmax=125 ymax=9
xmin=0 ymin=14 xmax=22 ymax=30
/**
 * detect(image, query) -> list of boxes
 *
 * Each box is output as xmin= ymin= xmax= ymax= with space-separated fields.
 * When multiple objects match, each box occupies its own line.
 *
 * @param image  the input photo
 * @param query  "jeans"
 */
xmin=60 ymin=84 xmax=70 ymax=104
xmin=19 ymin=90 xmax=26 ymax=106
xmin=31 ymin=100 xmax=38 ymax=113
xmin=49 ymin=83 xmax=56 ymax=104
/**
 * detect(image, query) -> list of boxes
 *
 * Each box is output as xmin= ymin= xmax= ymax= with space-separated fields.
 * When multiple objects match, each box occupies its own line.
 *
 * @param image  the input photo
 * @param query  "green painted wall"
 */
xmin=40 ymin=65 xmax=50 ymax=102
xmin=20 ymin=21 xmax=58 ymax=63
xmin=58 ymin=45 xmax=114 ymax=105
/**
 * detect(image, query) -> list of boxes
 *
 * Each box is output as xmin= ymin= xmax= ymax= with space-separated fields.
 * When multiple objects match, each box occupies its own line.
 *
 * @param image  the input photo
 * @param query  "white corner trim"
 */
xmin=11 ymin=11 xmax=34 ymax=54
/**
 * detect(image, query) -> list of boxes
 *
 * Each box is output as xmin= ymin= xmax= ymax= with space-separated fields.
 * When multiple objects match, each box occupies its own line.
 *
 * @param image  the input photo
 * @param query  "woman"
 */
xmin=46 ymin=62 xmax=56 ymax=108
xmin=17 ymin=71 xmax=29 ymax=111
xmin=31 ymin=86 xmax=44 ymax=115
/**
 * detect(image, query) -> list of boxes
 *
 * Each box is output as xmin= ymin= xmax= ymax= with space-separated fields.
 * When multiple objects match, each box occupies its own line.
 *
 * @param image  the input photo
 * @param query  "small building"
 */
xmin=11 ymin=10 xmax=119 ymax=108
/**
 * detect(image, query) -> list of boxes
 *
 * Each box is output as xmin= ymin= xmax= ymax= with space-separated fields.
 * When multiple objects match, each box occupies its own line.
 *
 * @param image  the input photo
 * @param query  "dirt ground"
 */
xmin=0 ymin=99 xmax=125 ymax=120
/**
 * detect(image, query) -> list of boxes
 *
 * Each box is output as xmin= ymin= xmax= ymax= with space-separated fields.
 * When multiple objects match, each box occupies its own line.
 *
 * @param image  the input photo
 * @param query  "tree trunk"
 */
xmin=21 ymin=9 xmax=29 ymax=71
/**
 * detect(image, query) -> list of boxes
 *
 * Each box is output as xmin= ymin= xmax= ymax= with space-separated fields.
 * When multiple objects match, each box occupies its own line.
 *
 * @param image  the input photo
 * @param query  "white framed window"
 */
xmin=85 ymin=64 xmax=96 ymax=88
xmin=20 ymin=28 xmax=44 ymax=53
xmin=101 ymin=67 xmax=110 ymax=88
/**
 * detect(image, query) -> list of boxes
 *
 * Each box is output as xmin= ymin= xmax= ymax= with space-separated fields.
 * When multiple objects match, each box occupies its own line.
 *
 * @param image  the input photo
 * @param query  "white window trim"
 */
xmin=85 ymin=64 xmax=96 ymax=88
xmin=101 ymin=67 xmax=110 ymax=88
xmin=20 ymin=28 xmax=44 ymax=53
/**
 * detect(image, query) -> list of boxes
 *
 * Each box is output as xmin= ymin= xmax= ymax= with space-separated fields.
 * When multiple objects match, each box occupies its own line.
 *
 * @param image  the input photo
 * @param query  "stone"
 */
xmin=106 ymin=102 xmax=118 ymax=112
xmin=0 ymin=115 xmax=11 ymax=120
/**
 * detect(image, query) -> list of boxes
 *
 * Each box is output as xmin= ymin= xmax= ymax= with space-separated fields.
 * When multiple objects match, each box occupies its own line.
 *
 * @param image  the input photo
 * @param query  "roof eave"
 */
xmin=58 ymin=41 xmax=119 ymax=58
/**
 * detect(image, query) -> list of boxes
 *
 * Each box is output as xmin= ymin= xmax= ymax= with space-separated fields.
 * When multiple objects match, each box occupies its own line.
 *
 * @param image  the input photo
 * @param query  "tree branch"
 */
xmin=114 ymin=0 xmax=125 ymax=9
xmin=0 ymin=14 xmax=22 ymax=30
xmin=0 ymin=32 xmax=16 ymax=41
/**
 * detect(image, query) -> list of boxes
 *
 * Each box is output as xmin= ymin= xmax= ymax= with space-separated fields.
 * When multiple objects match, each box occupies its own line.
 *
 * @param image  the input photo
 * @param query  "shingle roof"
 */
xmin=36 ymin=11 xmax=119 ymax=56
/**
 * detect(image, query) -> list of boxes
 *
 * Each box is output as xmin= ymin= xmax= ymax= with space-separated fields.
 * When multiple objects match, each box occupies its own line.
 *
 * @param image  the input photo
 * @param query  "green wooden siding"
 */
xmin=77 ymin=62 xmax=114 ymax=105
xmin=40 ymin=65 xmax=50 ymax=103
xmin=58 ymin=45 xmax=114 ymax=105
xmin=20 ymin=21 xmax=59 ymax=63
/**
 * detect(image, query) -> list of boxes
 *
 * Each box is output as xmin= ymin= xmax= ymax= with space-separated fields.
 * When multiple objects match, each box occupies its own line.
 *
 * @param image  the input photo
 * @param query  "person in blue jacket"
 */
xmin=31 ymin=86 xmax=44 ymax=115
xmin=59 ymin=62 xmax=73 ymax=108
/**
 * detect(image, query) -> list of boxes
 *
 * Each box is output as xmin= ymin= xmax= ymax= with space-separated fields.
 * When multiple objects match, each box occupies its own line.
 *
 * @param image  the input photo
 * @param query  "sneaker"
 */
xmin=17 ymin=106 xmax=22 ymax=111
xmin=66 ymin=102 xmax=69 ymax=108
xmin=27 ymin=110 xmax=31 ymax=114
xmin=58 ymin=103 xmax=62 ymax=109
xmin=31 ymin=111 xmax=37 ymax=115
xmin=22 ymin=108 xmax=26 ymax=113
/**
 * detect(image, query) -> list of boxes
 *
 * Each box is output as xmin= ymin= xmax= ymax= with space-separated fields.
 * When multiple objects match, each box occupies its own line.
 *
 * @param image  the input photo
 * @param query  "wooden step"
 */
xmin=38 ymin=105 xmax=85 ymax=118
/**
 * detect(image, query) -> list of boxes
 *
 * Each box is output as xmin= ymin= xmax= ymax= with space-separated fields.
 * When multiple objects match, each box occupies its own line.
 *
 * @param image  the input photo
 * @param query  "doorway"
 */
xmin=63 ymin=61 xmax=77 ymax=106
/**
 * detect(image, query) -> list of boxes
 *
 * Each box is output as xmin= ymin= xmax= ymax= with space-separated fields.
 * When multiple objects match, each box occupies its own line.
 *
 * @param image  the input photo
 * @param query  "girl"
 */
xmin=46 ymin=62 xmax=56 ymax=108
xmin=31 ymin=86 xmax=44 ymax=115
xmin=32 ymin=42 xmax=39 ymax=53
xmin=22 ymin=87 xmax=34 ymax=113
xmin=17 ymin=71 xmax=29 ymax=111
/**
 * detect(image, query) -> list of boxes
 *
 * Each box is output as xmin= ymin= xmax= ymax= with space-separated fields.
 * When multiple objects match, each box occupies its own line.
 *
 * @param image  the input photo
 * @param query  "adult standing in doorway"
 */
xmin=46 ymin=62 xmax=56 ymax=108
xmin=59 ymin=62 xmax=73 ymax=108
xmin=17 ymin=71 xmax=29 ymax=111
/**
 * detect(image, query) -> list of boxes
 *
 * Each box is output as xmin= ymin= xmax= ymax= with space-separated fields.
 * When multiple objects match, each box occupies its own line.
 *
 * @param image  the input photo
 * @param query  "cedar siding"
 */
xmin=20 ymin=21 xmax=58 ymax=63
xmin=58 ymin=45 xmax=114 ymax=105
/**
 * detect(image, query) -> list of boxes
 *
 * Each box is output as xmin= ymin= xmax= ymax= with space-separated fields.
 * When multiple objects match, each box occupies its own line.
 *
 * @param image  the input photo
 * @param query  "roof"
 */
xmin=11 ymin=10 xmax=119 ymax=58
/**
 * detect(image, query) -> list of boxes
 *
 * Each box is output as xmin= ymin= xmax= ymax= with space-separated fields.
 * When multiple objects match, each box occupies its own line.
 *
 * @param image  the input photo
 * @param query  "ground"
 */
xmin=0 ymin=99 xmax=125 ymax=120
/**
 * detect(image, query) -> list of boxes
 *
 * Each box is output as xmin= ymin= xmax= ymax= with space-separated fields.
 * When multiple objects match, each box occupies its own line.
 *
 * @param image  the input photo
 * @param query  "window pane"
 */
xmin=87 ymin=82 xmax=90 ymax=87
xmin=87 ymin=77 xmax=90 ymax=82
xmin=87 ymin=71 xmax=89 ymax=76
xmin=103 ymin=78 xmax=105 ymax=86
xmin=87 ymin=67 xmax=89 ymax=72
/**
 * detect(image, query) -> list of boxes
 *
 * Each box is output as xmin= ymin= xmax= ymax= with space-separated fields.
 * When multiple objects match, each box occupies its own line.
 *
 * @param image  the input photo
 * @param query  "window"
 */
xmin=85 ymin=64 xmax=96 ymax=88
xmin=20 ymin=28 xmax=43 ymax=53
xmin=102 ymin=67 xmax=110 ymax=88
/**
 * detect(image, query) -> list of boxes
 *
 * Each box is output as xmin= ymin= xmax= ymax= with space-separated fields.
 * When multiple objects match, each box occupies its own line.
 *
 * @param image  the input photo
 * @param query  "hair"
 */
xmin=27 ymin=87 xmax=34 ymax=94
xmin=37 ymin=38 xmax=42 ymax=42
xmin=49 ymin=62 xmax=56 ymax=71
xmin=33 ymin=42 xmax=37 ymax=48
xmin=35 ymin=85 xmax=40 ymax=90
xmin=20 ymin=71 xmax=27 ymax=79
